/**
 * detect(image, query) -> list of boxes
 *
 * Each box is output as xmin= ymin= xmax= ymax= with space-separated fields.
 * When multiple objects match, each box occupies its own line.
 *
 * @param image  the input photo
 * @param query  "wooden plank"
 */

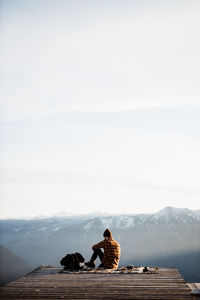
xmin=0 ymin=267 xmax=191 ymax=300
xmin=194 ymin=283 xmax=200 ymax=289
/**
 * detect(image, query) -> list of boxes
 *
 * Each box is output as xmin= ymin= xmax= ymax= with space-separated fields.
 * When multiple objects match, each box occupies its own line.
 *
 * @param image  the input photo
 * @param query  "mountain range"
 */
xmin=0 ymin=206 xmax=199 ymax=284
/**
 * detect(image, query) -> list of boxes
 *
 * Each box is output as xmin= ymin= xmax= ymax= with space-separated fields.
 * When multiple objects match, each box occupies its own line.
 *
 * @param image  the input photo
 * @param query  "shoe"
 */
xmin=143 ymin=266 xmax=148 ymax=273
xmin=85 ymin=261 xmax=95 ymax=268
xmin=98 ymin=263 xmax=105 ymax=268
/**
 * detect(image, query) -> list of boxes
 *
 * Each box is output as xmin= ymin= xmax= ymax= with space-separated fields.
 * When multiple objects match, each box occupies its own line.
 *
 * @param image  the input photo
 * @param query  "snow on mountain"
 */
xmin=116 ymin=215 xmax=135 ymax=229
xmin=1 ymin=207 xmax=200 ymax=241
xmin=52 ymin=227 xmax=61 ymax=232
xmin=189 ymin=210 xmax=200 ymax=221
xmin=48 ymin=207 xmax=200 ymax=229
xmin=4 ymin=207 xmax=200 ymax=226
xmin=100 ymin=216 xmax=114 ymax=228
xmin=83 ymin=221 xmax=95 ymax=231
xmin=70 ymin=207 xmax=200 ymax=231
xmin=155 ymin=206 xmax=189 ymax=218
xmin=13 ymin=227 xmax=22 ymax=233
xmin=151 ymin=206 xmax=200 ymax=224
xmin=38 ymin=227 xmax=47 ymax=231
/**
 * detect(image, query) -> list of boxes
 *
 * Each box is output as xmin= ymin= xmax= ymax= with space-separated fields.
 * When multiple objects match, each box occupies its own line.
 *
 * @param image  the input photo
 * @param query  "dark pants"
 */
xmin=91 ymin=249 xmax=105 ymax=268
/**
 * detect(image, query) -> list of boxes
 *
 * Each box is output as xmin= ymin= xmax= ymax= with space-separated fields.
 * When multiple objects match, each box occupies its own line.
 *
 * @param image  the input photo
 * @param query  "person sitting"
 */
xmin=85 ymin=228 xmax=121 ymax=269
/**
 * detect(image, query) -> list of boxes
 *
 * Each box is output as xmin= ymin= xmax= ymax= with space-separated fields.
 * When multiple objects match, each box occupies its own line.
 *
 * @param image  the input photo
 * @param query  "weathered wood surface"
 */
xmin=0 ymin=267 xmax=192 ymax=299
xmin=188 ymin=283 xmax=200 ymax=290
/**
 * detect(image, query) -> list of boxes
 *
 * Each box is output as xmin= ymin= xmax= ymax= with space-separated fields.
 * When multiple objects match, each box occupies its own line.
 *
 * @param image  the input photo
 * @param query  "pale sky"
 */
xmin=0 ymin=0 xmax=200 ymax=218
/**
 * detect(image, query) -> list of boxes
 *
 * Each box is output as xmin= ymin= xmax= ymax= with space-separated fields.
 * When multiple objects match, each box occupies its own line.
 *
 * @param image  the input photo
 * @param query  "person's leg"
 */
xmin=97 ymin=249 xmax=104 ymax=262
xmin=85 ymin=249 xmax=104 ymax=268
xmin=90 ymin=249 xmax=104 ymax=263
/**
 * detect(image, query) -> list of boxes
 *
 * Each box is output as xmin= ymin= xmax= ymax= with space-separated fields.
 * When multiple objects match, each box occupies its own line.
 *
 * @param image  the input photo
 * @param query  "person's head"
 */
xmin=103 ymin=228 xmax=112 ymax=239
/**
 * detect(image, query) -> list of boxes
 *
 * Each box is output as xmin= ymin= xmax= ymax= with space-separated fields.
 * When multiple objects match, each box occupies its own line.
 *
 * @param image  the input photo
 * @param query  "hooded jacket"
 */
xmin=92 ymin=229 xmax=121 ymax=268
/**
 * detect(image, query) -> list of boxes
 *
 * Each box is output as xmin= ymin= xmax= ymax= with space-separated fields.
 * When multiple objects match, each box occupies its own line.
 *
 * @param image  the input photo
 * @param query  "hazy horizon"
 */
xmin=0 ymin=205 xmax=199 ymax=220
xmin=1 ymin=0 xmax=200 ymax=218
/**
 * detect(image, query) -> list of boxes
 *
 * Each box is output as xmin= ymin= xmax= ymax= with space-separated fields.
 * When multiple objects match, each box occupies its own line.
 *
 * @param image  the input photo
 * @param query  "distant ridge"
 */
xmin=1 ymin=206 xmax=199 ymax=221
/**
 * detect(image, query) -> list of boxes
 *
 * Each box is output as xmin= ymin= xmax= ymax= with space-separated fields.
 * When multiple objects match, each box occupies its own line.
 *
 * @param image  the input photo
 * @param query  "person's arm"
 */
xmin=92 ymin=240 xmax=105 ymax=250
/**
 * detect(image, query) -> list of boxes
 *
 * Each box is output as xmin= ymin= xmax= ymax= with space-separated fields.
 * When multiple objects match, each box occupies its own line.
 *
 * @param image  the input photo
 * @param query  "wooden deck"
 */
xmin=0 ymin=266 xmax=192 ymax=299
xmin=188 ymin=283 xmax=200 ymax=290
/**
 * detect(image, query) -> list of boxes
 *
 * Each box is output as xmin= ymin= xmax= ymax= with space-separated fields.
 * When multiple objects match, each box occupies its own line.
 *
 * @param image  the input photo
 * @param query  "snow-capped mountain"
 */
xmin=0 ymin=207 xmax=199 ymax=282
xmin=152 ymin=206 xmax=200 ymax=222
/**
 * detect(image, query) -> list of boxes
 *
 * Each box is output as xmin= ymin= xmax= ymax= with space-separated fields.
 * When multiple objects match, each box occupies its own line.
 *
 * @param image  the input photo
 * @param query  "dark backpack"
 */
xmin=60 ymin=252 xmax=85 ymax=271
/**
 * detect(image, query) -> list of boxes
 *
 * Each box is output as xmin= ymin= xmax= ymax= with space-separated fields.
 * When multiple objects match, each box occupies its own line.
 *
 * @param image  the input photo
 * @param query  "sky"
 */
xmin=0 ymin=0 xmax=200 ymax=218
